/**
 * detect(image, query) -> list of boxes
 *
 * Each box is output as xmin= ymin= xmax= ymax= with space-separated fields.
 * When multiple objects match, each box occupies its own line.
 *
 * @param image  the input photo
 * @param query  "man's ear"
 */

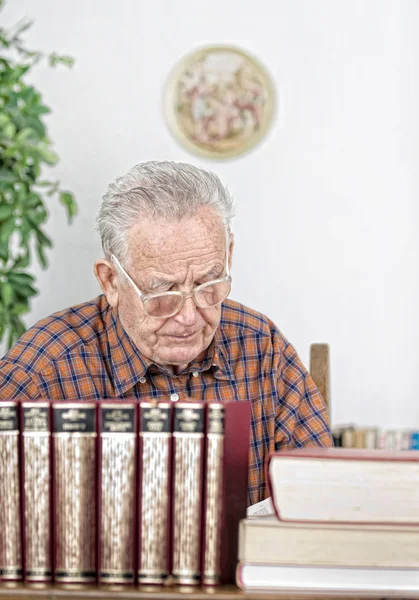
xmin=228 ymin=233 xmax=234 ymax=270
xmin=94 ymin=258 xmax=119 ymax=308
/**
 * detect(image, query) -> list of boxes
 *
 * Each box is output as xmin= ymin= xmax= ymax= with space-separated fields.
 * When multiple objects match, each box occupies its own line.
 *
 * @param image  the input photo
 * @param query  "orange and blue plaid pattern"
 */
xmin=0 ymin=295 xmax=332 ymax=504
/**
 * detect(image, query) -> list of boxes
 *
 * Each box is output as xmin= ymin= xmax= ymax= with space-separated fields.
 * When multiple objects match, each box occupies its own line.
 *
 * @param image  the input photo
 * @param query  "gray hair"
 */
xmin=96 ymin=161 xmax=235 ymax=265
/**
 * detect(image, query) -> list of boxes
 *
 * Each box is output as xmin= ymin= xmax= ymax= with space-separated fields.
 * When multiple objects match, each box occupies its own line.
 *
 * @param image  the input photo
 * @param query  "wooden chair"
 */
xmin=309 ymin=343 xmax=330 ymax=423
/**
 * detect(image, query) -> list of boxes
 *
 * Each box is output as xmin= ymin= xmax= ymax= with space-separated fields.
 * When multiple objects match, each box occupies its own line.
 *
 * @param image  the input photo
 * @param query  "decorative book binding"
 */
xmin=0 ymin=402 xmax=22 ymax=581
xmin=98 ymin=402 xmax=137 ymax=584
xmin=137 ymin=401 xmax=172 ymax=585
xmin=21 ymin=402 xmax=52 ymax=582
xmin=52 ymin=402 xmax=97 ymax=583
xmin=172 ymin=402 xmax=205 ymax=585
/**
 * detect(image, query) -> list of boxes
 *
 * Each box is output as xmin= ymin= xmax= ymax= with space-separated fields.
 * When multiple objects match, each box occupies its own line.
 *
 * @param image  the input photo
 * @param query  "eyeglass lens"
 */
xmin=145 ymin=279 xmax=231 ymax=318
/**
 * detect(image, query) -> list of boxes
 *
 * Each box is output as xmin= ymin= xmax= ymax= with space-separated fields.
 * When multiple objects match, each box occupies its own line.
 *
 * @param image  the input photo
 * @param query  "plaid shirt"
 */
xmin=0 ymin=295 xmax=332 ymax=504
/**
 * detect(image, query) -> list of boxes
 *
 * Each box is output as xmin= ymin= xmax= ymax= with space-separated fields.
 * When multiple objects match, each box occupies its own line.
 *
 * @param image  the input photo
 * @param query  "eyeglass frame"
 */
xmin=111 ymin=250 xmax=232 ymax=319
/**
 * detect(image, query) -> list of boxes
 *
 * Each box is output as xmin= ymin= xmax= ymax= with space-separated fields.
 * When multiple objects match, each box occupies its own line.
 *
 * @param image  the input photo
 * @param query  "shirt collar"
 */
xmin=106 ymin=304 xmax=234 ymax=396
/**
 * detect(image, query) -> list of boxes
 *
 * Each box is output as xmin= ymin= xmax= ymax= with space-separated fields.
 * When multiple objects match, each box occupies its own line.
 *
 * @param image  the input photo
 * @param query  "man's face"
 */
xmin=113 ymin=207 xmax=231 ymax=372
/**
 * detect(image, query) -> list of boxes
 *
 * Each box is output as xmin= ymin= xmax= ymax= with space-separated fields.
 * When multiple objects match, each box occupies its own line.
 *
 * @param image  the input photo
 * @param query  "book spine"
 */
xmin=411 ymin=431 xmax=419 ymax=450
xmin=137 ymin=402 xmax=171 ymax=585
xmin=52 ymin=402 xmax=97 ymax=583
xmin=0 ymin=402 xmax=22 ymax=581
xmin=218 ymin=402 xmax=251 ymax=584
xmin=341 ymin=427 xmax=355 ymax=448
xmin=172 ymin=402 xmax=205 ymax=585
xmin=98 ymin=403 xmax=136 ymax=584
xmin=364 ymin=428 xmax=377 ymax=449
xmin=201 ymin=403 xmax=225 ymax=586
xmin=21 ymin=402 xmax=52 ymax=582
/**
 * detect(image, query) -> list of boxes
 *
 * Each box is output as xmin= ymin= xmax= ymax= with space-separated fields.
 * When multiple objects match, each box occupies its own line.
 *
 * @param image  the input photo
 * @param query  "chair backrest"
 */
xmin=309 ymin=343 xmax=330 ymax=422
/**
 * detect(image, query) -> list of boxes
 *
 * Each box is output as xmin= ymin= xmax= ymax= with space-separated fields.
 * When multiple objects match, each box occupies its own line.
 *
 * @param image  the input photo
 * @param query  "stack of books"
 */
xmin=237 ymin=447 xmax=419 ymax=595
xmin=332 ymin=424 xmax=419 ymax=450
xmin=0 ymin=399 xmax=251 ymax=586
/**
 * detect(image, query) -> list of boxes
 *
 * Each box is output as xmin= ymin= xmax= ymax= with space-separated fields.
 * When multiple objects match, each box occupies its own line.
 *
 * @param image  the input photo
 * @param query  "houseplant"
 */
xmin=0 ymin=4 xmax=77 ymax=350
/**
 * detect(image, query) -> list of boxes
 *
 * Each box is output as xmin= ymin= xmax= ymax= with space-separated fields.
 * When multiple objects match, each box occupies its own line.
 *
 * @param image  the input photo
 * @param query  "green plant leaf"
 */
xmin=36 ymin=241 xmax=48 ymax=268
xmin=25 ymin=116 xmax=46 ymax=138
xmin=0 ymin=281 xmax=14 ymax=306
xmin=12 ymin=302 xmax=29 ymax=316
xmin=36 ymin=227 xmax=53 ymax=248
xmin=38 ymin=147 xmax=58 ymax=165
xmin=12 ymin=251 xmax=30 ymax=269
xmin=0 ymin=169 xmax=18 ymax=183
xmin=49 ymin=53 xmax=74 ymax=68
xmin=7 ymin=325 xmax=15 ymax=350
xmin=8 ymin=271 xmax=35 ymax=285
xmin=3 ymin=122 xmax=16 ymax=138
xmin=10 ymin=314 xmax=26 ymax=338
xmin=59 ymin=191 xmax=77 ymax=223
xmin=0 ymin=205 xmax=14 ymax=221
xmin=11 ymin=280 xmax=38 ymax=299
xmin=0 ymin=113 xmax=9 ymax=127
xmin=31 ymin=104 xmax=51 ymax=115
xmin=0 ymin=242 xmax=8 ymax=261
xmin=0 ymin=216 xmax=15 ymax=244
xmin=16 ymin=127 xmax=39 ymax=143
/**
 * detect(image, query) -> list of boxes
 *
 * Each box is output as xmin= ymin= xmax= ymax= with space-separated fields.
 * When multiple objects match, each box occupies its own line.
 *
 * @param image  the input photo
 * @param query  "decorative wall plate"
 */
xmin=164 ymin=45 xmax=276 ymax=160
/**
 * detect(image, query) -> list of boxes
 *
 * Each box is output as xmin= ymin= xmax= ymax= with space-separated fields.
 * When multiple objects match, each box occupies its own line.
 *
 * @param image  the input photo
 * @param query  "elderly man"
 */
xmin=0 ymin=161 xmax=332 ymax=504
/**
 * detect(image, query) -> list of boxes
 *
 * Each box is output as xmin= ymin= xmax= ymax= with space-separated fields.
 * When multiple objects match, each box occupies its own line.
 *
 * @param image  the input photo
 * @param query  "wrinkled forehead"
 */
xmin=126 ymin=208 xmax=228 ymax=270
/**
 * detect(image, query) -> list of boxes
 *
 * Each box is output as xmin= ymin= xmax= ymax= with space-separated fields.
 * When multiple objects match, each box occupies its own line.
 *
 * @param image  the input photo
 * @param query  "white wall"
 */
xmin=2 ymin=0 xmax=418 ymax=427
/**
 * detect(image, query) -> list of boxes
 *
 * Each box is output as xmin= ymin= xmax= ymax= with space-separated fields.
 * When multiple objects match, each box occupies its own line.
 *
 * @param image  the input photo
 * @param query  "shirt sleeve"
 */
xmin=274 ymin=335 xmax=333 ymax=450
xmin=0 ymin=360 xmax=41 ymax=400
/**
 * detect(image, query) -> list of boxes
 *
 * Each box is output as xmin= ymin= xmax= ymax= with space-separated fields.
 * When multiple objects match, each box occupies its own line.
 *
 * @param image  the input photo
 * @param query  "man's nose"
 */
xmin=174 ymin=295 xmax=198 ymax=325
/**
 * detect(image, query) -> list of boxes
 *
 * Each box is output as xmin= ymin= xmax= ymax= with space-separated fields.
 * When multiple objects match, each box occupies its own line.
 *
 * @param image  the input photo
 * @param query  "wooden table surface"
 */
xmin=0 ymin=582 xmax=414 ymax=600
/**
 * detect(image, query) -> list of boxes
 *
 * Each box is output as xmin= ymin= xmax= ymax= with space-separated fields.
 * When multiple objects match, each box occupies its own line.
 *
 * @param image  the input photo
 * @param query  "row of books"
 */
xmin=237 ymin=447 xmax=419 ymax=594
xmin=0 ymin=399 xmax=251 ymax=586
xmin=332 ymin=424 xmax=419 ymax=449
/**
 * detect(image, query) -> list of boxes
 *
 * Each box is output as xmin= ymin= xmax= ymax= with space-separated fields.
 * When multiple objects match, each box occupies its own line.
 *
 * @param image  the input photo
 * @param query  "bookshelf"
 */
xmin=0 ymin=582 xmax=411 ymax=600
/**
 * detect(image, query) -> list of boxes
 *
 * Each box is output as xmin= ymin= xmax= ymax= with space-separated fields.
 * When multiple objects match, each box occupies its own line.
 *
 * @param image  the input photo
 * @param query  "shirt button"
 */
xmin=192 ymin=371 xmax=199 ymax=378
xmin=170 ymin=393 xmax=179 ymax=402
xmin=139 ymin=377 xmax=146 ymax=384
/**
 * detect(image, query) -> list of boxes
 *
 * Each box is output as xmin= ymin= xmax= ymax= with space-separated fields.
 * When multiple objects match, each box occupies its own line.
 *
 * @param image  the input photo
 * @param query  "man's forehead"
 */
xmin=127 ymin=210 xmax=226 ymax=261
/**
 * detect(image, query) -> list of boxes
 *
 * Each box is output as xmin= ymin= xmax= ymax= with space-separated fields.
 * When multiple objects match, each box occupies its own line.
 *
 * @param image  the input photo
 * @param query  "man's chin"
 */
xmin=157 ymin=341 xmax=205 ymax=368
xmin=160 ymin=349 xmax=199 ymax=367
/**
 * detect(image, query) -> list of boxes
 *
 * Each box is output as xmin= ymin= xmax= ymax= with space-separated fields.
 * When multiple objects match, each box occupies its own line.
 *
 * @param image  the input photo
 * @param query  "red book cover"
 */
xmin=97 ymin=402 xmax=137 ymax=584
xmin=20 ymin=401 xmax=52 ymax=582
xmin=0 ymin=401 xmax=22 ymax=581
xmin=171 ymin=402 xmax=205 ymax=585
xmin=52 ymin=402 xmax=97 ymax=583
xmin=201 ymin=401 xmax=251 ymax=585
xmin=266 ymin=447 xmax=419 ymax=525
xmin=137 ymin=401 xmax=172 ymax=585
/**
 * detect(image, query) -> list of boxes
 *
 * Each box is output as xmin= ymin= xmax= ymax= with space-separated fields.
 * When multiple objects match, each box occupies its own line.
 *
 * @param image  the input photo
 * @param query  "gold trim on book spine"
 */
xmin=54 ymin=571 xmax=96 ymax=583
xmin=25 ymin=567 xmax=52 ymax=582
xmin=0 ymin=569 xmax=22 ymax=580
xmin=100 ymin=436 xmax=135 ymax=578
xmin=101 ymin=433 xmax=135 ymax=438
xmin=138 ymin=572 xmax=168 ymax=584
xmin=138 ymin=435 xmax=170 ymax=579
xmin=23 ymin=434 xmax=51 ymax=577
xmin=99 ymin=570 xmax=134 ymax=583
xmin=172 ymin=573 xmax=201 ymax=585
xmin=172 ymin=436 xmax=202 ymax=582
xmin=0 ymin=433 xmax=22 ymax=578
xmin=52 ymin=433 xmax=97 ymax=438
xmin=54 ymin=436 xmax=96 ymax=578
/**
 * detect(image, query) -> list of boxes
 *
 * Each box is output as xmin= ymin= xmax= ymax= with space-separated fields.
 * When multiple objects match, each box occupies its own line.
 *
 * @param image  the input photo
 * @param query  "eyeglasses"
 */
xmin=111 ymin=252 xmax=232 ymax=319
